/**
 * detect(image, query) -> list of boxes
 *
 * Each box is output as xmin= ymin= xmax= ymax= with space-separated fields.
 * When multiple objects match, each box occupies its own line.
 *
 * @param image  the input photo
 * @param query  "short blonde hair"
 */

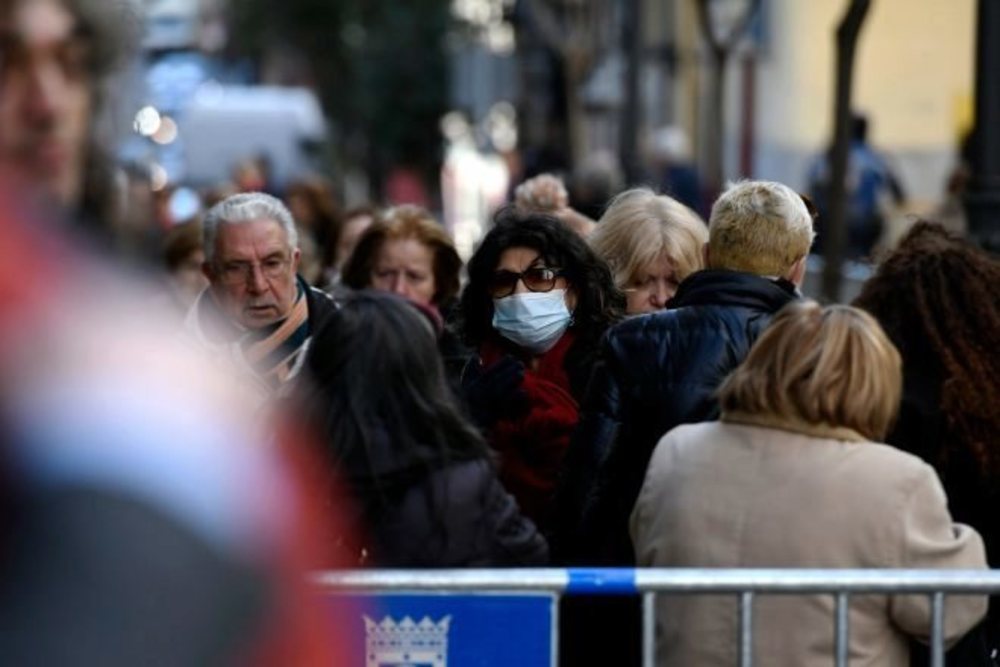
xmin=590 ymin=188 xmax=708 ymax=288
xmin=708 ymin=180 xmax=814 ymax=276
xmin=719 ymin=300 xmax=902 ymax=441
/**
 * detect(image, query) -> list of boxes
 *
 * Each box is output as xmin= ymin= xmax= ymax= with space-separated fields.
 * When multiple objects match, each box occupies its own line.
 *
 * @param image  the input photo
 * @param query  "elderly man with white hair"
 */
xmin=185 ymin=192 xmax=340 ymax=400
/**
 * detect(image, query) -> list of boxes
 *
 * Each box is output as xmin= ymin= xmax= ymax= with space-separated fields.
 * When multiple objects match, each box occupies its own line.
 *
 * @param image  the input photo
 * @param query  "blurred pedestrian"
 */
xmin=0 ymin=0 xmax=135 ymax=240
xmin=459 ymin=209 xmax=624 ymax=531
xmin=807 ymin=112 xmax=906 ymax=259
xmin=162 ymin=219 xmax=209 ymax=312
xmin=299 ymin=291 xmax=548 ymax=567
xmin=631 ymin=300 xmax=987 ymax=666
xmin=589 ymin=187 xmax=708 ymax=315
xmin=341 ymin=204 xmax=469 ymax=390
xmin=328 ymin=205 xmax=375 ymax=286
xmin=514 ymin=173 xmax=596 ymax=237
xmin=284 ymin=176 xmax=341 ymax=283
xmin=854 ymin=221 xmax=1000 ymax=665
xmin=648 ymin=125 xmax=705 ymax=216
xmin=184 ymin=192 xmax=339 ymax=405
xmin=0 ymin=185 xmax=350 ymax=666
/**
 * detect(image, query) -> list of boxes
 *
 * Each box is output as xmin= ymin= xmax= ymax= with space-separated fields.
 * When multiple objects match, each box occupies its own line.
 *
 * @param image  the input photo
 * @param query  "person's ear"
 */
xmin=291 ymin=248 xmax=301 ymax=271
xmin=202 ymin=261 xmax=215 ymax=282
xmin=785 ymin=255 xmax=808 ymax=287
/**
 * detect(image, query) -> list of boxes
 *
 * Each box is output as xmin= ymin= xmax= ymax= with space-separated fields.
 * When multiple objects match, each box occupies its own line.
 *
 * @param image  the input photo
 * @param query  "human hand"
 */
xmin=461 ymin=355 xmax=528 ymax=428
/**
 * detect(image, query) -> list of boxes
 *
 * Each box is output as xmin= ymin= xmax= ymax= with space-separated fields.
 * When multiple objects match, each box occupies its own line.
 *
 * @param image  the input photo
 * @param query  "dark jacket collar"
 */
xmin=669 ymin=269 xmax=799 ymax=312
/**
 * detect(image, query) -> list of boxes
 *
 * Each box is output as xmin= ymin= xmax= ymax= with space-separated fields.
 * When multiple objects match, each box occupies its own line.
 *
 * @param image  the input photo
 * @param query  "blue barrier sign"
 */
xmin=325 ymin=592 xmax=556 ymax=667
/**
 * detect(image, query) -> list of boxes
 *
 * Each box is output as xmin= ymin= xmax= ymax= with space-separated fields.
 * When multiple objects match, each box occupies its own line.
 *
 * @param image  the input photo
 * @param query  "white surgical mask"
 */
xmin=491 ymin=289 xmax=573 ymax=354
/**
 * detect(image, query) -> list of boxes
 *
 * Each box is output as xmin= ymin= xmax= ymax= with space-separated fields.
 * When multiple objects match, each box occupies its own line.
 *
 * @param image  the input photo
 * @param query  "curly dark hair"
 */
xmin=460 ymin=208 xmax=625 ymax=392
xmin=853 ymin=220 xmax=1000 ymax=475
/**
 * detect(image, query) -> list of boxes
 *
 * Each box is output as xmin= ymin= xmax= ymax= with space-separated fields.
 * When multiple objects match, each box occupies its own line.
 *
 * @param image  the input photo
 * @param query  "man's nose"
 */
xmin=247 ymin=264 xmax=268 ymax=293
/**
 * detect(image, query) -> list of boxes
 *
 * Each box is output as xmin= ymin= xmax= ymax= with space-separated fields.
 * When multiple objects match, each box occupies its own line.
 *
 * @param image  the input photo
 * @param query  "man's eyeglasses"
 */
xmin=488 ymin=267 xmax=564 ymax=298
xmin=217 ymin=256 xmax=291 ymax=285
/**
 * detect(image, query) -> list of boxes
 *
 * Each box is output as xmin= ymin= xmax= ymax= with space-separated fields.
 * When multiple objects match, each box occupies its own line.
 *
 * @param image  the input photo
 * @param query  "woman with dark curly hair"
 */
xmin=853 ymin=220 xmax=1000 ymax=665
xmin=459 ymin=208 xmax=625 ymax=530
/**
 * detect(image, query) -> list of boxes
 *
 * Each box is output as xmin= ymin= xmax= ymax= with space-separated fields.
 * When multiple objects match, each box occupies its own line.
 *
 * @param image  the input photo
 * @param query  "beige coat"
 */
xmin=630 ymin=414 xmax=988 ymax=667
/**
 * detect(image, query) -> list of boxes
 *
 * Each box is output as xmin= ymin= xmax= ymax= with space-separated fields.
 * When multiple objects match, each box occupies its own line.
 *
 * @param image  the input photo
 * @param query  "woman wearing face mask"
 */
xmin=459 ymin=209 xmax=625 ymax=530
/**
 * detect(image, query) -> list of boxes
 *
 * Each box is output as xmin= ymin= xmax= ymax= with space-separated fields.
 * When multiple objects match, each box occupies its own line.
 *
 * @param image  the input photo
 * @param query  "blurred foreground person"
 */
xmin=300 ymin=291 xmax=547 ymax=567
xmin=0 ymin=0 xmax=133 ymax=238
xmin=459 ymin=209 xmax=624 ymax=530
xmin=854 ymin=221 xmax=1000 ymax=665
xmin=631 ymin=301 xmax=988 ymax=667
xmin=0 ymin=188 xmax=348 ymax=665
xmin=342 ymin=205 xmax=470 ymax=390
xmin=184 ymin=192 xmax=339 ymax=405
xmin=589 ymin=188 xmax=708 ymax=314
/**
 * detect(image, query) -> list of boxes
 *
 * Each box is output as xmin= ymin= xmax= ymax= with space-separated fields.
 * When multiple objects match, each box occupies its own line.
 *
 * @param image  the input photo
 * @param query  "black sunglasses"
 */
xmin=488 ymin=267 xmax=565 ymax=298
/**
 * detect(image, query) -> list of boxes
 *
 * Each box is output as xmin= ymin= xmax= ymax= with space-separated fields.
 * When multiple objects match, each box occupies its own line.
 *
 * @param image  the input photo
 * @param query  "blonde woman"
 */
xmin=589 ymin=188 xmax=708 ymax=314
xmin=630 ymin=300 xmax=988 ymax=667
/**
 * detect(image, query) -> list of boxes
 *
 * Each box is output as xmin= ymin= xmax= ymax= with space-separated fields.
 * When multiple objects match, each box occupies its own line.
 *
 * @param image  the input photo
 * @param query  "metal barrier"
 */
xmin=315 ymin=567 xmax=1000 ymax=667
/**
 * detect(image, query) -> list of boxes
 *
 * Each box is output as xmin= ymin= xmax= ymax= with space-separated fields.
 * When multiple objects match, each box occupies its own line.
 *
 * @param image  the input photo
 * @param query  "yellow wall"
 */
xmin=761 ymin=0 xmax=975 ymax=151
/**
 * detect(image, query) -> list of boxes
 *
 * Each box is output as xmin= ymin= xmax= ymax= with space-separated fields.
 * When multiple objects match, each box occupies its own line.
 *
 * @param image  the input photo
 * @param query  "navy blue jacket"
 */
xmin=553 ymin=270 xmax=799 ymax=564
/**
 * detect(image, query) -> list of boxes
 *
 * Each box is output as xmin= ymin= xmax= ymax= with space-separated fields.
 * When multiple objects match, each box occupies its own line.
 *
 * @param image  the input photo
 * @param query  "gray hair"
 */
xmin=203 ymin=192 xmax=299 ymax=263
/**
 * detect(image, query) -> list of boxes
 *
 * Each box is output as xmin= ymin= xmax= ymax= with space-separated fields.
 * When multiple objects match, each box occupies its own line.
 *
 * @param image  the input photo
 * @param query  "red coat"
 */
xmin=480 ymin=332 xmax=580 ymax=530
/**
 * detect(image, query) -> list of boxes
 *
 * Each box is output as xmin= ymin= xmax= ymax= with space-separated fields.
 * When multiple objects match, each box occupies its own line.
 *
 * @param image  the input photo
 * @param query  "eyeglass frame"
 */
xmin=214 ymin=252 xmax=294 ymax=286
xmin=487 ymin=266 xmax=566 ymax=298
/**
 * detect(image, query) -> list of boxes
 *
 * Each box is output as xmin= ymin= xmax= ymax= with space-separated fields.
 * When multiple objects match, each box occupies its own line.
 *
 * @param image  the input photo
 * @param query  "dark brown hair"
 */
xmin=853 ymin=221 xmax=1000 ymax=474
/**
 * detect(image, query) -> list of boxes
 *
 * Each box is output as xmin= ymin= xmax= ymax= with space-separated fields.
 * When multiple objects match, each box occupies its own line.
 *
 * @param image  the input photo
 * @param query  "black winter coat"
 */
xmin=363 ymin=458 xmax=549 ymax=567
xmin=553 ymin=270 xmax=799 ymax=564
xmin=335 ymin=425 xmax=549 ymax=568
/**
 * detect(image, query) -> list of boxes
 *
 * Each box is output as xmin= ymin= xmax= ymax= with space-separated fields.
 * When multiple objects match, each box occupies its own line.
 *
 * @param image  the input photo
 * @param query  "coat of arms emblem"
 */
xmin=364 ymin=615 xmax=452 ymax=667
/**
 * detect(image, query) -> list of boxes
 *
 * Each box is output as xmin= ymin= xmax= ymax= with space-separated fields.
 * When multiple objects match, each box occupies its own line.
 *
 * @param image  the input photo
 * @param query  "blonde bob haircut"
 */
xmin=590 ymin=188 xmax=708 ymax=289
xmin=708 ymin=180 xmax=814 ymax=277
xmin=718 ymin=300 xmax=902 ymax=441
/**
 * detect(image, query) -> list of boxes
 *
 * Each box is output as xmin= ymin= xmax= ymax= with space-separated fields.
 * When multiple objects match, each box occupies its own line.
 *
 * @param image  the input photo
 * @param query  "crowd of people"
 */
xmin=2 ymin=1 xmax=1000 ymax=666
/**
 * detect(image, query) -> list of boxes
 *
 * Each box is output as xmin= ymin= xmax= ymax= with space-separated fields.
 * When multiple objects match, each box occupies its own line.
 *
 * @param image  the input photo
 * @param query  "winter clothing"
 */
xmin=470 ymin=331 xmax=581 ymax=532
xmin=887 ymin=365 xmax=1000 ymax=666
xmin=631 ymin=415 xmax=988 ymax=667
xmin=333 ymin=429 xmax=548 ymax=568
xmin=183 ymin=276 xmax=339 ymax=405
xmin=555 ymin=270 xmax=798 ymax=564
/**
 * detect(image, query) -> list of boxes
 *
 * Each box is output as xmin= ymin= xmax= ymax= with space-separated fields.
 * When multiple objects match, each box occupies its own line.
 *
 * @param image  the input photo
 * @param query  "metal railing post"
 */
xmin=642 ymin=592 xmax=656 ymax=667
xmin=834 ymin=592 xmax=850 ymax=667
xmin=930 ymin=591 xmax=945 ymax=667
xmin=739 ymin=591 xmax=754 ymax=667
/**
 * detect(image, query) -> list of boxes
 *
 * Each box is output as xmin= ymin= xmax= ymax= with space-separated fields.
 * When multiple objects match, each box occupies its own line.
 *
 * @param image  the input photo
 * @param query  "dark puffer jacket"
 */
xmin=553 ymin=270 xmax=799 ymax=564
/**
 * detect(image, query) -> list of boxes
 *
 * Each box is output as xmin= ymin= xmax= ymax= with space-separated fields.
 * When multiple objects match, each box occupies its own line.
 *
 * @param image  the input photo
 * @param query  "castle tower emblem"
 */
xmin=364 ymin=615 xmax=452 ymax=667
